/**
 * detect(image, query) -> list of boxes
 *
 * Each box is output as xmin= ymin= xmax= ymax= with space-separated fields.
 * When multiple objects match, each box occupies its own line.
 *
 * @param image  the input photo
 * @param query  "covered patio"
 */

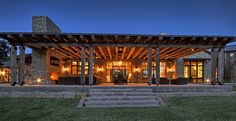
xmin=0 ymin=32 xmax=235 ymax=86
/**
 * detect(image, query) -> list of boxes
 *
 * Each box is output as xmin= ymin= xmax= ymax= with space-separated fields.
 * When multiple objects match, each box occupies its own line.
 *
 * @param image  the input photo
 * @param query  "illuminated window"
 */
xmin=184 ymin=60 xmax=204 ymax=83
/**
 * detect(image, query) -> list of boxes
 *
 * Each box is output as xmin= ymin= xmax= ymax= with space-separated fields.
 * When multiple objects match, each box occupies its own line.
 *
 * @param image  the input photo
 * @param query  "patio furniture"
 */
xmin=170 ymin=77 xmax=189 ymax=85
xmin=152 ymin=77 xmax=170 ymax=84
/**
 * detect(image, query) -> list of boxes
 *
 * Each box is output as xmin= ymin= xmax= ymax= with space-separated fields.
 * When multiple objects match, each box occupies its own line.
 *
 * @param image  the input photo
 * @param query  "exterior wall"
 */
xmin=175 ymin=51 xmax=211 ymax=80
xmin=30 ymin=16 xmax=62 ymax=84
xmin=224 ymin=52 xmax=236 ymax=83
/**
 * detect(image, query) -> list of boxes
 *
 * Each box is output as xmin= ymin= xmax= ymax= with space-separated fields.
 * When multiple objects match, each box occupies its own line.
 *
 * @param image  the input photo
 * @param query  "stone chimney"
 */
xmin=32 ymin=16 xmax=61 ymax=33
xmin=30 ymin=16 xmax=62 ymax=85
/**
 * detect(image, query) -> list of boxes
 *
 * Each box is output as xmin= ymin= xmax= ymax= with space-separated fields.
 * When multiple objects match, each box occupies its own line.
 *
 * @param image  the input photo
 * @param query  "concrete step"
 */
xmin=84 ymin=104 xmax=160 ymax=108
xmin=89 ymin=88 xmax=153 ymax=92
xmin=88 ymin=92 xmax=155 ymax=96
xmin=84 ymin=100 xmax=160 ymax=107
xmin=86 ymin=96 xmax=157 ymax=101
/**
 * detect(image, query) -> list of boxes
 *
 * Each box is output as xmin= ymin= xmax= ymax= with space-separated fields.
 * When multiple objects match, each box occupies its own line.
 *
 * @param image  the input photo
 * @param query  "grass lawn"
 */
xmin=0 ymin=97 xmax=236 ymax=121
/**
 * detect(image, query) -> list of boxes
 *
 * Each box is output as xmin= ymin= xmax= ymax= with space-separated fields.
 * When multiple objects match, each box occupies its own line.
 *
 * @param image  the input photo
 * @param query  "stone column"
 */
xmin=155 ymin=47 xmax=160 ymax=85
xmin=148 ymin=47 xmax=152 ymax=85
xmin=10 ymin=46 xmax=17 ymax=86
xmin=81 ymin=46 xmax=86 ymax=85
xmin=18 ymin=45 xmax=25 ymax=86
xmin=218 ymin=48 xmax=224 ymax=84
xmin=210 ymin=48 xmax=217 ymax=85
xmin=88 ymin=46 xmax=94 ymax=85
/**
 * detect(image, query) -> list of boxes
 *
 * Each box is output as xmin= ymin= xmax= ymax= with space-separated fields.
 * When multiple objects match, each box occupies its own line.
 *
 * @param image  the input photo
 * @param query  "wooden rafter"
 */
xmin=132 ymin=47 xmax=144 ymax=59
xmin=121 ymin=47 xmax=127 ymax=59
xmin=173 ymin=48 xmax=207 ymax=58
xmin=98 ymin=47 xmax=107 ymax=59
xmin=138 ymin=49 xmax=148 ymax=59
xmin=60 ymin=46 xmax=81 ymax=58
xmin=127 ymin=47 xmax=135 ymax=59
xmin=115 ymin=47 xmax=118 ymax=59
xmin=107 ymin=47 xmax=112 ymax=59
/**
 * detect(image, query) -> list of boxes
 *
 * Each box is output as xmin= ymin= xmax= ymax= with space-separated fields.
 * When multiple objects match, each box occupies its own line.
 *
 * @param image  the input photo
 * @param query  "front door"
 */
xmin=184 ymin=60 xmax=204 ymax=83
xmin=111 ymin=67 xmax=126 ymax=84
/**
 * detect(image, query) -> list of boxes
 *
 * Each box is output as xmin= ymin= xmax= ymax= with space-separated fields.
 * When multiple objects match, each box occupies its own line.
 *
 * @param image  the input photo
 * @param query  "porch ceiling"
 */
xmin=0 ymin=32 xmax=235 ymax=59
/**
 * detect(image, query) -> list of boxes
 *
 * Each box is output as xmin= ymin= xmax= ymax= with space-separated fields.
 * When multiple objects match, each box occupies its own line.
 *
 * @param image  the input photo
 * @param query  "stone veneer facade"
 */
xmin=30 ymin=16 xmax=62 ymax=84
xmin=175 ymin=51 xmax=211 ymax=80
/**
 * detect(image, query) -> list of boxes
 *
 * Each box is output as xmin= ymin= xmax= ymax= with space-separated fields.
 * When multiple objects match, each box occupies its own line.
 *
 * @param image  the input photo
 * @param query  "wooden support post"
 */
xmin=210 ymin=48 xmax=217 ymax=85
xmin=148 ymin=47 xmax=152 ymax=85
xmin=19 ymin=45 xmax=25 ymax=86
xmin=10 ymin=46 xmax=17 ymax=86
xmin=218 ymin=48 xmax=224 ymax=84
xmin=81 ymin=46 xmax=86 ymax=85
xmin=88 ymin=46 xmax=94 ymax=85
xmin=155 ymin=47 xmax=160 ymax=85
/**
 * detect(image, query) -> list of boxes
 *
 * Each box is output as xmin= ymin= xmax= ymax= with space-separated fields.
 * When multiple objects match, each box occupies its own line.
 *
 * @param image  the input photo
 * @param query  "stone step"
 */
xmin=84 ymin=104 xmax=160 ymax=108
xmin=89 ymin=88 xmax=153 ymax=92
xmin=86 ymin=96 xmax=157 ymax=101
xmin=88 ymin=92 xmax=155 ymax=96
xmin=84 ymin=100 xmax=160 ymax=107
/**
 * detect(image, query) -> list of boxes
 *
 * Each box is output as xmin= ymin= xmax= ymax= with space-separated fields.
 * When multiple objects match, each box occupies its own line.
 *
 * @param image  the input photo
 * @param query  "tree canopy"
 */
xmin=0 ymin=39 xmax=10 ymax=64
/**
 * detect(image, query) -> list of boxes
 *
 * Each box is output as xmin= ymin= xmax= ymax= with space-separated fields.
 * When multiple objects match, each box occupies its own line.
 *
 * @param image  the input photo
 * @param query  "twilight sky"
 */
xmin=0 ymin=0 xmax=236 ymax=52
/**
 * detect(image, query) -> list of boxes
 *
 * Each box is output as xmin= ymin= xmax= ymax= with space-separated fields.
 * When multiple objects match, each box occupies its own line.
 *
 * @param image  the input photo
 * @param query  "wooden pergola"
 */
xmin=0 ymin=32 xmax=235 ymax=86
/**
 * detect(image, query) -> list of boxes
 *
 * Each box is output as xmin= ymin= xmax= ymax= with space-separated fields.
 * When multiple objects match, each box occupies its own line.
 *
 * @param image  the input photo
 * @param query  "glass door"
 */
xmin=184 ymin=60 xmax=204 ymax=83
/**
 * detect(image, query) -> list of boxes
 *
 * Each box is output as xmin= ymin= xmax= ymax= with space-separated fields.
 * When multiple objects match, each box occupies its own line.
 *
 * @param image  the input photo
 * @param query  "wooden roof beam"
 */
xmin=107 ymin=47 xmax=112 ymax=59
xmin=127 ymin=47 xmax=135 ymax=59
xmin=121 ymin=47 xmax=127 ymax=59
xmin=138 ymin=49 xmax=148 ymax=59
xmin=133 ymin=47 xmax=144 ymax=59
xmin=115 ymin=47 xmax=119 ymax=59
xmin=98 ymin=47 xmax=107 ymax=59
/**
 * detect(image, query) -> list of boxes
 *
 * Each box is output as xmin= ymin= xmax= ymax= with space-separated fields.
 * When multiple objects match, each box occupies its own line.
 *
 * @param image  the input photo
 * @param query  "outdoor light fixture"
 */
xmin=36 ymin=78 xmax=42 ymax=84
xmin=230 ymin=53 xmax=234 ymax=57
xmin=206 ymin=79 xmax=210 ymax=83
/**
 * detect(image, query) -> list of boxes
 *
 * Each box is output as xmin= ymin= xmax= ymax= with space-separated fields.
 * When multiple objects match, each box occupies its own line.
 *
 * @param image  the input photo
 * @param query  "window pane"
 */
xmin=191 ymin=66 xmax=197 ymax=78
xmin=72 ymin=66 xmax=77 ymax=74
xmin=184 ymin=66 xmax=190 ymax=78
xmin=198 ymin=66 xmax=203 ymax=78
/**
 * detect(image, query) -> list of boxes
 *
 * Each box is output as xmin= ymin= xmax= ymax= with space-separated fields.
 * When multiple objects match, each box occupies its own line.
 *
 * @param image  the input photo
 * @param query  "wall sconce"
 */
xmin=36 ymin=78 xmax=42 ymax=84
xmin=97 ymin=67 xmax=103 ymax=72
xmin=134 ymin=68 xmax=140 ymax=72
xmin=206 ymin=79 xmax=210 ymax=84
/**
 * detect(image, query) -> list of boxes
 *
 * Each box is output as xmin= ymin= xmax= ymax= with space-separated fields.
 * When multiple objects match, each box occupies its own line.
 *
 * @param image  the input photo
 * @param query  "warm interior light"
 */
xmin=134 ymin=68 xmax=140 ymax=72
xmin=37 ymin=78 xmax=41 ymax=83
xmin=63 ymin=67 xmax=69 ymax=72
xmin=118 ymin=61 xmax=122 ymax=66
xmin=97 ymin=67 xmax=103 ymax=72
xmin=0 ymin=71 xmax=5 ymax=76
xmin=191 ymin=49 xmax=195 ymax=51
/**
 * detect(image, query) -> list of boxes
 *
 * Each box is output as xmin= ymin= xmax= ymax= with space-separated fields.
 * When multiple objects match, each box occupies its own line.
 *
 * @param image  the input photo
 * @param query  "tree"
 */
xmin=0 ymin=39 xmax=10 ymax=64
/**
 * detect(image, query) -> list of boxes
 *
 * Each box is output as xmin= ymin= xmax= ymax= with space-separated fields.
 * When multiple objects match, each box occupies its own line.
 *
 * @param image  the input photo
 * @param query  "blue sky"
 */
xmin=0 ymin=0 xmax=235 ymax=53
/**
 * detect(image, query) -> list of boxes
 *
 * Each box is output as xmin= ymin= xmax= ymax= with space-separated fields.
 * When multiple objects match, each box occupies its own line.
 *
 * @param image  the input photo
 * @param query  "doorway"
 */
xmin=184 ymin=60 xmax=204 ymax=83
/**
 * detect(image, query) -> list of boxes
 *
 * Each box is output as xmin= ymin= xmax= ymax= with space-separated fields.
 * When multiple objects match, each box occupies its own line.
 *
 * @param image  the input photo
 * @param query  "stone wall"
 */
xmin=32 ymin=16 xmax=61 ymax=33
xmin=175 ymin=51 xmax=211 ymax=80
xmin=30 ymin=16 xmax=62 ymax=84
